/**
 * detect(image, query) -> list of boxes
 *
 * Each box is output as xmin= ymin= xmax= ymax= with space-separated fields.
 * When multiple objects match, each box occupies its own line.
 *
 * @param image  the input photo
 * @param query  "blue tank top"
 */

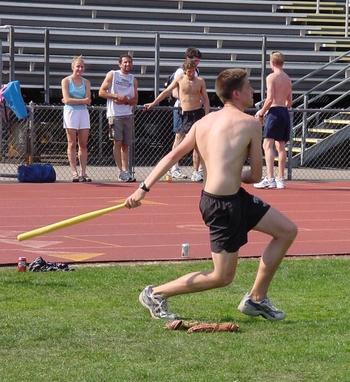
xmin=64 ymin=78 xmax=87 ymax=110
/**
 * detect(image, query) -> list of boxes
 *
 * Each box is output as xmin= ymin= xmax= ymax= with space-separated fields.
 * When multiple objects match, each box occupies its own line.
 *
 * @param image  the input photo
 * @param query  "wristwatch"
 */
xmin=139 ymin=181 xmax=150 ymax=192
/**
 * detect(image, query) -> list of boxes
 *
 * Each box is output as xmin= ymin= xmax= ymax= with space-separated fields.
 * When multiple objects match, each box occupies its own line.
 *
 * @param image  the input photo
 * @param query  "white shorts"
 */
xmin=63 ymin=108 xmax=90 ymax=130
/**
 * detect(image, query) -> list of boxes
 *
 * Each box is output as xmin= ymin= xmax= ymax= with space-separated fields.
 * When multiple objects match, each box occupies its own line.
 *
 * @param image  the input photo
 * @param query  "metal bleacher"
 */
xmin=0 ymin=0 xmax=349 ymax=98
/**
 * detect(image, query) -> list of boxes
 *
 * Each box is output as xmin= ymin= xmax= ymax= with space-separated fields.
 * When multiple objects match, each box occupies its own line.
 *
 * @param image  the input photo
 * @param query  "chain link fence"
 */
xmin=0 ymin=104 xmax=349 ymax=182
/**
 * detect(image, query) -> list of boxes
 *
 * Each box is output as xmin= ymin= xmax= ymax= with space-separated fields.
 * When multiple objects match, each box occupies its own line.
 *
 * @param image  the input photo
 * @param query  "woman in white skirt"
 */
xmin=61 ymin=56 xmax=91 ymax=182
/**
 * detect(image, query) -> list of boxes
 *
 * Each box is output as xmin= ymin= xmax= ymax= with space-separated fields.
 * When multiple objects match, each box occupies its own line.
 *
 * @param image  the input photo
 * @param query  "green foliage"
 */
xmin=0 ymin=259 xmax=349 ymax=382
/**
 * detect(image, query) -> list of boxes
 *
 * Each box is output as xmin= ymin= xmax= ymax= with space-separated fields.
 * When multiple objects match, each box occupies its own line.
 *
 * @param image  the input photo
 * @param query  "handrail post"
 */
xmin=154 ymin=32 xmax=160 ymax=98
xmin=345 ymin=0 xmax=349 ymax=38
xmin=44 ymin=28 xmax=50 ymax=104
xmin=27 ymin=101 xmax=35 ymax=165
xmin=316 ymin=0 xmax=320 ymax=14
xmin=287 ymin=109 xmax=293 ymax=180
xmin=98 ymin=108 xmax=103 ymax=159
xmin=301 ymin=96 xmax=308 ymax=166
xmin=0 ymin=39 xmax=3 ymax=87
xmin=9 ymin=26 xmax=15 ymax=81
xmin=260 ymin=35 xmax=267 ymax=103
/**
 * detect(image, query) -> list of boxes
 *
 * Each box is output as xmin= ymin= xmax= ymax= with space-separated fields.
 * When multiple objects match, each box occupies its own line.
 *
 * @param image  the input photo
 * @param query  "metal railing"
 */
xmin=1 ymin=104 xmax=349 ymax=182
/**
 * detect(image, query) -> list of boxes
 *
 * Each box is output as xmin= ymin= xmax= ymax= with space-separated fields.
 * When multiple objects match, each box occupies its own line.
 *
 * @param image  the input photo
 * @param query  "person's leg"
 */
xmin=171 ymin=108 xmax=183 ymax=171
xmin=140 ymin=250 xmax=238 ymax=319
xmin=121 ymin=143 xmax=129 ymax=172
xmin=172 ymin=133 xmax=185 ymax=151
xmin=249 ymin=207 xmax=297 ymax=301
xmin=171 ymin=133 xmax=186 ymax=176
xmin=262 ymin=138 xmax=275 ymax=179
xmin=65 ymin=128 xmax=78 ymax=176
xmin=172 ymin=108 xmax=183 ymax=151
xmin=275 ymin=140 xmax=287 ymax=180
xmin=113 ymin=140 xmax=123 ymax=171
xmin=77 ymin=129 xmax=89 ymax=177
xmin=192 ymin=147 xmax=200 ymax=172
xmin=154 ymin=250 xmax=238 ymax=298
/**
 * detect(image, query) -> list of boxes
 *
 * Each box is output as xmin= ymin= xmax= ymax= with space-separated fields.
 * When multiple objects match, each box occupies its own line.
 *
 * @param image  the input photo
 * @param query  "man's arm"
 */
xmin=127 ymin=78 xmax=138 ymax=106
xmin=200 ymin=78 xmax=210 ymax=114
xmin=98 ymin=71 xmax=128 ymax=104
xmin=125 ymin=124 xmax=197 ymax=208
xmin=255 ymin=74 xmax=273 ymax=119
xmin=171 ymin=68 xmax=183 ymax=100
xmin=286 ymin=83 xmax=292 ymax=108
xmin=144 ymin=77 xmax=180 ymax=110
xmin=241 ymin=121 xmax=263 ymax=184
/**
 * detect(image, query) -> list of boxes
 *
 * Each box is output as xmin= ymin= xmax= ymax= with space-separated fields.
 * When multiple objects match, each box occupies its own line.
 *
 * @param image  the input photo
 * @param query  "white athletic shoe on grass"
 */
xmin=139 ymin=285 xmax=178 ymax=320
xmin=238 ymin=293 xmax=285 ymax=321
xmin=253 ymin=177 xmax=276 ymax=189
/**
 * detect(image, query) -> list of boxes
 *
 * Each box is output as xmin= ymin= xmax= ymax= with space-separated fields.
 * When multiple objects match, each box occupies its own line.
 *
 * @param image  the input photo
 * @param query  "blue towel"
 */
xmin=1 ymin=80 xmax=28 ymax=119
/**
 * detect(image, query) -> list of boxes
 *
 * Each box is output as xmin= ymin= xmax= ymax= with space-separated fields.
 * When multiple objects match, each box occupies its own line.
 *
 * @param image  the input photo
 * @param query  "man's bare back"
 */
xmin=267 ymin=70 xmax=292 ymax=108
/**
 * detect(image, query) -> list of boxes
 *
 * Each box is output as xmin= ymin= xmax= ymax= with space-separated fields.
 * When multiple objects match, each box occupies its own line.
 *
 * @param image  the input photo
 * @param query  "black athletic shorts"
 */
xmin=199 ymin=188 xmax=270 ymax=253
xmin=263 ymin=106 xmax=291 ymax=142
xmin=182 ymin=107 xmax=205 ymax=134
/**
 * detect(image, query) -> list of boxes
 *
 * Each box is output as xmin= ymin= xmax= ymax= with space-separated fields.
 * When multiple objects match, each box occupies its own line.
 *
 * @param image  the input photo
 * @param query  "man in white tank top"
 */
xmin=99 ymin=54 xmax=138 ymax=182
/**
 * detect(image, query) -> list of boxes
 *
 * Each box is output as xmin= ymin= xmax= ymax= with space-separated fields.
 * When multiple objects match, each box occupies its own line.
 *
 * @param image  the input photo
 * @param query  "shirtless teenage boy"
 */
xmin=254 ymin=51 xmax=292 ymax=189
xmin=126 ymin=68 xmax=297 ymax=321
xmin=144 ymin=58 xmax=210 ymax=181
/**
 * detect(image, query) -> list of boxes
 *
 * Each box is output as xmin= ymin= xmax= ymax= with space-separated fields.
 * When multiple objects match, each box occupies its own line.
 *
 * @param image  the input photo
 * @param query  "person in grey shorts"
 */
xmin=99 ymin=54 xmax=138 ymax=182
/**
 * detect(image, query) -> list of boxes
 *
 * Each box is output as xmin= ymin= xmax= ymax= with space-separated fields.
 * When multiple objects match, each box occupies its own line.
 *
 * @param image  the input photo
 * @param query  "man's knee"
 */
xmin=212 ymin=268 xmax=236 ymax=287
xmin=263 ymin=139 xmax=274 ymax=151
xmin=121 ymin=143 xmax=129 ymax=151
xmin=280 ymin=220 xmax=298 ymax=242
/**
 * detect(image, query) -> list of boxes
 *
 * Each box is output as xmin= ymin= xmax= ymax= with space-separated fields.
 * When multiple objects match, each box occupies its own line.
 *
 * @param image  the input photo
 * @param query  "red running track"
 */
xmin=0 ymin=181 xmax=349 ymax=265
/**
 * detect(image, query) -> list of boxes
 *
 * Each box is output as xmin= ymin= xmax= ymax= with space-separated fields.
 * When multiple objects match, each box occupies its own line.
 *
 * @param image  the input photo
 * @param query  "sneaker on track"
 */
xmin=171 ymin=168 xmax=187 ymax=179
xmin=276 ymin=178 xmax=286 ymax=189
xmin=253 ymin=177 xmax=276 ymax=189
xmin=238 ymin=293 xmax=285 ymax=321
xmin=191 ymin=170 xmax=203 ymax=182
xmin=139 ymin=285 xmax=178 ymax=320
xmin=118 ymin=170 xmax=135 ymax=182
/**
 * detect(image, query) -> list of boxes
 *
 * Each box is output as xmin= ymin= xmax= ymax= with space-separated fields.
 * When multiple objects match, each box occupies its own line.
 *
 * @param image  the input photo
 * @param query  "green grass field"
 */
xmin=0 ymin=258 xmax=349 ymax=382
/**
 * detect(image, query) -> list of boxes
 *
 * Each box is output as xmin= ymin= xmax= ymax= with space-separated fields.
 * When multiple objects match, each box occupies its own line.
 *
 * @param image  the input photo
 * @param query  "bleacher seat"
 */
xmin=0 ymin=0 xmax=349 ymax=97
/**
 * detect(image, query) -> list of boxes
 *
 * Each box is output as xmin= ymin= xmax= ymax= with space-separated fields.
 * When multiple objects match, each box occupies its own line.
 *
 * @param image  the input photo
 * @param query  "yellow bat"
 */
xmin=17 ymin=202 xmax=126 ymax=241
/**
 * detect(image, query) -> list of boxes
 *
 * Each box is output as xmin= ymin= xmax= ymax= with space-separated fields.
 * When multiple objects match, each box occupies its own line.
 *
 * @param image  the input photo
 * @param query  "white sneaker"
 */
xmin=253 ymin=177 xmax=276 ymax=189
xmin=238 ymin=293 xmax=285 ymax=321
xmin=171 ymin=168 xmax=187 ymax=179
xmin=276 ymin=178 xmax=286 ymax=189
xmin=191 ymin=170 xmax=203 ymax=182
xmin=118 ymin=170 xmax=135 ymax=182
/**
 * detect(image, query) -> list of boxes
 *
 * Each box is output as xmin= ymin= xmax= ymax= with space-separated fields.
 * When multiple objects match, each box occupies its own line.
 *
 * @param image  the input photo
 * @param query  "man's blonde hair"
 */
xmin=270 ymin=51 xmax=284 ymax=67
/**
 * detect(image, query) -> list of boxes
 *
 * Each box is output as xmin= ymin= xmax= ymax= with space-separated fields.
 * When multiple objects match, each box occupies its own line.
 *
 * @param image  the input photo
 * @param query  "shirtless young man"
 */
xmin=169 ymin=47 xmax=202 ymax=181
xmin=254 ymin=51 xmax=292 ymax=190
xmin=145 ymin=58 xmax=210 ymax=181
xmin=125 ymin=68 xmax=297 ymax=321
